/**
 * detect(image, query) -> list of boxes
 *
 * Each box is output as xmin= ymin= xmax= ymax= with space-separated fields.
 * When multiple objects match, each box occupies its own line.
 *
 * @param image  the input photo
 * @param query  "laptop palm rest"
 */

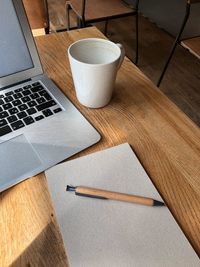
xmin=0 ymin=134 xmax=42 ymax=191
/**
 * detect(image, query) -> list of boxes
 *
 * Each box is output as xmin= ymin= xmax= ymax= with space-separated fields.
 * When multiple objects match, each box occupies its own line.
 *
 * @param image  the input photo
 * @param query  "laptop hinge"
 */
xmin=1 ymin=78 xmax=32 ymax=91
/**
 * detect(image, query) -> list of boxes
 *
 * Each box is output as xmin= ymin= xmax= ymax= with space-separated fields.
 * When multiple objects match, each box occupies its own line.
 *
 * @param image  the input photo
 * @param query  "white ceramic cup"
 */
xmin=68 ymin=38 xmax=125 ymax=108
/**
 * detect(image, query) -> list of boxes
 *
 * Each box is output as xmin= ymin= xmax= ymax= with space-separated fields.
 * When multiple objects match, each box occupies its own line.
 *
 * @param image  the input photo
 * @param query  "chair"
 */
xmin=66 ymin=0 xmax=139 ymax=64
xmin=157 ymin=0 xmax=200 ymax=86
xmin=181 ymin=36 xmax=200 ymax=59
xmin=22 ymin=0 xmax=50 ymax=35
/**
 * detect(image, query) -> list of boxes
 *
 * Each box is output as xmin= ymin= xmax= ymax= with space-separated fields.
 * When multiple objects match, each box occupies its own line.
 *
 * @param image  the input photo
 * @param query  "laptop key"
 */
xmin=22 ymin=90 xmax=31 ymax=96
xmin=0 ymin=99 xmax=4 ymax=105
xmin=53 ymin=108 xmax=62 ymax=113
xmin=11 ymin=120 xmax=25 ymax=130
xmin=27 ymin=107 xmax=37 ymax=115
xmin=0 ymin=107 xmax=3 ymax=112
xmin=3 ymin=103 xmax=12 ymax=110
xmin=0 ymin=119 xmax=7 ymax=127
xmin=0 ymin=125 xmax=12 ymax=137
xmin=14 ymin=88 xmax=23 ymax=93
xmin=19 ymin=104 xmax=28 ymax=111
xmin=36 ymin=97 xmax=46 ymax=104
xmin=13 ymin=92 xmax=23 ymax=99
xmin=21 ymin=96 xmax=31 ymax=103
xmin=35 ymin=115 xmax=44 ymax=121
xmin=17 ymin=111 xmax=27 ymax=119
xmin=30 ymin=93 xmax=39 ymax=99
xmin=0 ymin=111 xmax=9 ymax=119
xmin=40 ymin=91 xmax=52 ymax=101
xmin=23 ymin=116 xmax=34 ymax=125
xmin=12 ymin=99 xmax=22 ymax=106
xmin=27 ymin=100 xmax=37 ymax=107
xmin=32 ymin=82 xmax=41 ymax=87
xmin=9 ymin=107 xmax=19 ymax=115
xmin=38 ymin=90 xmax=46 ymax=96
xmin=7 ymin=115 xmax=18 ymax=123
xmin=5 ymin=91 xmax=14 ymax=96
xmin=36 ymin=100 xmax=57 ymax=111
xmin=31 ymin=85 xmax=43 ymax=93
xmin=4 ymin=96 xmax=14 ymax=102
xmin=23 ymin=85 xmax=31 ymax=89
xmin=43 ymin=109 xmax=53 ymax=117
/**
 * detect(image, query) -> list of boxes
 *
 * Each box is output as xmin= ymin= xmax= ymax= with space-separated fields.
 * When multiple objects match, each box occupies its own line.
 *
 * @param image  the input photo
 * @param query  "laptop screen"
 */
xmin=0 ymin=0 xmax=43 ymax=89
xmin=0 ymin=0 xmax=33 ymax=78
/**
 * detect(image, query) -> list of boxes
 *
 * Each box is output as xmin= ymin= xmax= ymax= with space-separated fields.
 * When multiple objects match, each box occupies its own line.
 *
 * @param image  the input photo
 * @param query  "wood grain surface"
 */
xmin=0 ymin=27 xmax=200 ymax=266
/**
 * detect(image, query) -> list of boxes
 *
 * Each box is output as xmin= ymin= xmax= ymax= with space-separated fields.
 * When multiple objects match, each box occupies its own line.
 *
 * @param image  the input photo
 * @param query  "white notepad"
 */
xmin=45 ymin=143 xmax=199 ymax=267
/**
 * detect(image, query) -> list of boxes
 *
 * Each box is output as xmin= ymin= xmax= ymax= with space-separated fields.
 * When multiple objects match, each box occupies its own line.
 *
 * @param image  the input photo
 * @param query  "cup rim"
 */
xmin=67 ymin=38 xmax=121 ymax=66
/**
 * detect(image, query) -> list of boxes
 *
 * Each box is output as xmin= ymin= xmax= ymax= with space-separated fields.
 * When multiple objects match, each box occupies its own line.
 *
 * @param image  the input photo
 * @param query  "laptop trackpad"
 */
xmin=0 ymin=134 xmax=42 ymax=191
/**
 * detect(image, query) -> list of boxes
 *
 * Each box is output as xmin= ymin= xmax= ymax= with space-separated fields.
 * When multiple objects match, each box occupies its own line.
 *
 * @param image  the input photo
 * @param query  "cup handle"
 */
xmin=116 ymin=43 xmax=125 ymax=69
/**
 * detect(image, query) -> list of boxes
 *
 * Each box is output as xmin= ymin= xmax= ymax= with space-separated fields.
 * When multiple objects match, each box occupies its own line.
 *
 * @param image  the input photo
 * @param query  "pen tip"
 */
xmin=153 ymin=200 xmax=165 ymax=206
xmin=66 ymin=185 xmax=76 ymax=192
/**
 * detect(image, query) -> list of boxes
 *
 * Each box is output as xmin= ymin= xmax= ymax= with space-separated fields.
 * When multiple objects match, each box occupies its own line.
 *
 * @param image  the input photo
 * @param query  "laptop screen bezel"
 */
xmin=0 ymin=0 xmax=43 ymax=89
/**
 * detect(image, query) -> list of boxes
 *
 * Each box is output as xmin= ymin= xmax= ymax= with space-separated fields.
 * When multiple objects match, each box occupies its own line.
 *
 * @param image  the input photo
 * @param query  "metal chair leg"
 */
xmin=104 ymin=20 xmax=108 ymax=36
xmin=122 ymin=0 xmax=139 ymax=64
xmin=80 ymin=0 xmax=86 ymax=28
xmin=78 ymin=17 xmax=86 ymax=28
xmin=134 ymin=8 xmax=139 ymax=65
xmin=77 ymin=17 xmax=81 ymax=28
xmin=43 ymin=0 xmax=50 ymax=34
xmin=66 ymin=2 xmax=71 ymax=31
xmin=157 ymin=2 xmax=191 ymax=87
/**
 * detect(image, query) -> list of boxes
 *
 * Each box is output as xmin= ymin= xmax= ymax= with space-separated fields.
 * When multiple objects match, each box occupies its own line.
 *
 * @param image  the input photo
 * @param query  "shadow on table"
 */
xmin=10 ymin=222 xmax=68 ymax=267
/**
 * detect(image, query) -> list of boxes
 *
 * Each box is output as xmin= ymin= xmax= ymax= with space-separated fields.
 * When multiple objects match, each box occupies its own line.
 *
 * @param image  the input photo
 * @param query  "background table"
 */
xmin=182 ymin=36 xmax=200 ymax=59
xmin=1 ymin=27 xmax=200 ymax=266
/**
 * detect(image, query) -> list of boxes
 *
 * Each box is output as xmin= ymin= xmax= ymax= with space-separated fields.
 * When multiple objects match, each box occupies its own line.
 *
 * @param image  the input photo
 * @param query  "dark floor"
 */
xmin=48 ymin=0 xmax=200 ymax=127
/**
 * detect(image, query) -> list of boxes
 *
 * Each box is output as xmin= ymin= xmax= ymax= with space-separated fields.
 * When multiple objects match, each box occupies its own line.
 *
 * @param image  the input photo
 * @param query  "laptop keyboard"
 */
xmin=0 ymin=81 xmax=62 ymax=137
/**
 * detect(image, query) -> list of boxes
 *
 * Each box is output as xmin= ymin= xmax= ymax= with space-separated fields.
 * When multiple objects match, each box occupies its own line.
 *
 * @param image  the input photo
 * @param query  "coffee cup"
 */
xmin=68 ymin=38 xmax=125 ymax=108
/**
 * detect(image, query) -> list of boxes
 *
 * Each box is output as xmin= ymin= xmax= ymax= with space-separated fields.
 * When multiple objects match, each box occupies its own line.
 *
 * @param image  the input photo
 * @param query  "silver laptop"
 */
xmin=0 ymin=0 xmax=101 ymax=192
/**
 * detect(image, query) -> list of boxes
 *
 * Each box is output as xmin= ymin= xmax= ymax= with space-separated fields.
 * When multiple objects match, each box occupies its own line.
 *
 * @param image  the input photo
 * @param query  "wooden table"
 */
xmin=1 ymin=27 xmax=200 ymax=266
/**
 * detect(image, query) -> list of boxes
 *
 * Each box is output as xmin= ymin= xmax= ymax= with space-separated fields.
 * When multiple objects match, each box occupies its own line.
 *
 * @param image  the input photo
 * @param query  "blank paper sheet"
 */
xmin=46 ymin=143 xmax=199 ymax=267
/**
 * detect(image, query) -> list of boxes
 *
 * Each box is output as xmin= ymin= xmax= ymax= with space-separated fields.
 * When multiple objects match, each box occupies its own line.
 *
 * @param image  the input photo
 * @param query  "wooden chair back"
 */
xmin=68 ymin=0 xmax=137 ymax=23
xmin=22 ymin=0 xmax=49 ymax=34
xmin=188 ymin=0 xmax=200 ymax=3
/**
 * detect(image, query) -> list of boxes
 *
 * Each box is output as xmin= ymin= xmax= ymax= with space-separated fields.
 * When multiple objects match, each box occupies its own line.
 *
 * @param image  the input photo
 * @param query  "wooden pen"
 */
xmin=66 ymin=185 xmax=165 ymax=207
